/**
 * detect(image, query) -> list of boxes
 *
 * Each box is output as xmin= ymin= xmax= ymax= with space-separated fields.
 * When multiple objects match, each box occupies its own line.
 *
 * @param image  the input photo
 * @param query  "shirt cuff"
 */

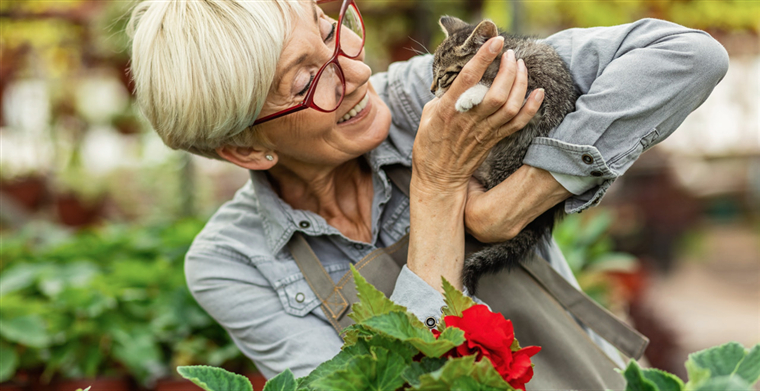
xmin=389 ymin=265 xmax=486 ymax=328
xmin=390 ymin=265 xmax=447 ymax=327
xmin=524 ymin=137 xmax=618 ymax=214
xmin=549 ymin=171 xmax=605 ymax=196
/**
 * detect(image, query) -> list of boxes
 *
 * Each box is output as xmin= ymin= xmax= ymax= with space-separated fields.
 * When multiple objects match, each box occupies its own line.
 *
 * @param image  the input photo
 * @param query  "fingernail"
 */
xmin=507 ymin=49 xmax=515 ymax=61
xmin=489 ymin=37 xmax=504 ymax=53
xmin=534 ymin=88 xmax=545 ymax=101
xmin=518 ymin=58 xmax=526 ymax=73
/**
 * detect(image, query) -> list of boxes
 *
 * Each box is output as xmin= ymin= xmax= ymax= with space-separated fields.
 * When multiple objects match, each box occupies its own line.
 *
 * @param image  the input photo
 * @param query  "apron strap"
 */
xmin=520 ymin=255 xmax=648 ymax=359
xmin=287 ymin=233 xmax=349 ymax=332
xmin=287 ymin=232 xmax=405 ymax=336
xmin=382 ymin=164 xmax=648 ymax=359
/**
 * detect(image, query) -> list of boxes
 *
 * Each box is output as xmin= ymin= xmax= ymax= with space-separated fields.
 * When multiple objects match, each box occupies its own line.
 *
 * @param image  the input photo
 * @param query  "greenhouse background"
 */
xmin=1 ymin=0 xmax=758 ymax=390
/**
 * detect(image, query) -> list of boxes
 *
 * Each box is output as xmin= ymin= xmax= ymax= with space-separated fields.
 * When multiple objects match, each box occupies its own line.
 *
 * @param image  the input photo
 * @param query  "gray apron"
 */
xmin=287 ymin=165 xmax=647 ymax=390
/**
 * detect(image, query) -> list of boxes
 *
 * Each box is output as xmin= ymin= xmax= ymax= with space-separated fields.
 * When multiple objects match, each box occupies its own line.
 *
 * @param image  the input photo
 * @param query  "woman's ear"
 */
xmin=215 ymin=145 xmax=277 ymax=170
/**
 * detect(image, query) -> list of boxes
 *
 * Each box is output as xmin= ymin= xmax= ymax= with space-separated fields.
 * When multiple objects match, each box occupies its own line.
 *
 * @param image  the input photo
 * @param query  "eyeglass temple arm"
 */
xmin=252 ymin=105 xmax=309 ymax=126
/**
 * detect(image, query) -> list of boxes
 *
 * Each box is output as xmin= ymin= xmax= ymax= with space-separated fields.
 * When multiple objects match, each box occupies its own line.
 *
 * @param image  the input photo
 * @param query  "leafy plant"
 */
xmin=180 ymin=266 xmax=541 ymax=391
xmin=177 ymin=269 xmax=760 ymax=391
xmin=0 ymin=218 xmax=244 ymax=385
xmin=554 ymin=210 xmax=639 ymax=309
xmin=621 ymin=342 xmax=760 ymax=391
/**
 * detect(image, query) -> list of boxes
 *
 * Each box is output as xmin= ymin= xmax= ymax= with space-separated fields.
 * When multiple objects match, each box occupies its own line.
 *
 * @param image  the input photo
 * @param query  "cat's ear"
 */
xmin=439 ymin=16 xmax=469 ymax=38
xmin=462 ymin=20 xmax=499 ymax=50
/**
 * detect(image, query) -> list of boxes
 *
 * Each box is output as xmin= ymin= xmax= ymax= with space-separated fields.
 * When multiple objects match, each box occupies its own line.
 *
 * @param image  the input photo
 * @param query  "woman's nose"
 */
xmin=339 ymin=53 xmax=371 ymax=96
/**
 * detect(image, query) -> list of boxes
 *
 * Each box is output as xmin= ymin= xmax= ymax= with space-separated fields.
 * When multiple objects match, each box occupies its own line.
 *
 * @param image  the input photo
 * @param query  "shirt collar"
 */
xmin=248 ymin=136 xmax=409 ymax=255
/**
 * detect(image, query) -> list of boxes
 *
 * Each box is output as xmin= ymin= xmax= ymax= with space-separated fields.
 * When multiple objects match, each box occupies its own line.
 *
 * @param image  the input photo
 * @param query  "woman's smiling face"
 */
xmin=256 ymin=1 xmax=391 ymax=169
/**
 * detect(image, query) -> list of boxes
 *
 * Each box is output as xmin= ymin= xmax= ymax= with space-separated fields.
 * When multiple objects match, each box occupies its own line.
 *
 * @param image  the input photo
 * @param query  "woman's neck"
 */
xmin=267 ymin=158 xmax=374 ymax=243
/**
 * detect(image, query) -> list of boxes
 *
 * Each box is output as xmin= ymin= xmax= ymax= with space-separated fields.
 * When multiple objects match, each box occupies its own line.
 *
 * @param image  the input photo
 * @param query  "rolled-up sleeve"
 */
xmin=527 ymin=18 xmax=729 ymax=213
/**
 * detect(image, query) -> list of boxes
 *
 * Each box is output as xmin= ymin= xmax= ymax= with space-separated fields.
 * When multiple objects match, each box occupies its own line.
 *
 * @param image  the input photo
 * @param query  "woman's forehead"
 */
xmin=268 ymin=2 xmax=321 ymax=96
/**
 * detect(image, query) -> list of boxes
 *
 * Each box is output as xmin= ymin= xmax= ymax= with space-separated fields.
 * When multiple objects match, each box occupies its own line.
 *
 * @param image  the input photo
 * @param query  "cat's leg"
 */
xmin=455 ymin=83 xmax=490 ymax=112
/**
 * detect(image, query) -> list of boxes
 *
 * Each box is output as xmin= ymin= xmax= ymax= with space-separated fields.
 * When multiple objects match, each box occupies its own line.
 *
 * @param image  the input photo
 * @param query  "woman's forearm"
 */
xmin=406 ymin=178 xmax=469 ymax=292
xmin=465 ymin=165 xmax=572 ymax=243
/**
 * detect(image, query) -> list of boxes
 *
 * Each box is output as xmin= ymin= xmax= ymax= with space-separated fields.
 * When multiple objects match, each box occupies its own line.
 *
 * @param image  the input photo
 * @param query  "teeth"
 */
xmin=338 ymin=94 xmax=369 ymax=124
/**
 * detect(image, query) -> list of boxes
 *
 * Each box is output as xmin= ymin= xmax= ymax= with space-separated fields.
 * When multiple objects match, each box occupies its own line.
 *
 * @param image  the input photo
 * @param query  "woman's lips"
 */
xmin=338 ymin=93 xmax=371 ymax=126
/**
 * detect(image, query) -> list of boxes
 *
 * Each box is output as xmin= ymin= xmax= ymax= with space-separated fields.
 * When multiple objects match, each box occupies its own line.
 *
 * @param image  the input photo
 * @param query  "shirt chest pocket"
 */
xmin=274 ymin=263 xmax=351 ymax=317
xmin=275 ymin=276 xmax=321 ymax=317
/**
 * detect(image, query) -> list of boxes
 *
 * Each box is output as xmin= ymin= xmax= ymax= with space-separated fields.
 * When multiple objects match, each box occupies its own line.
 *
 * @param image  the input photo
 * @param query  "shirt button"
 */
xmin=425 ymin=317 xmax=437 ymax=329
xmin=299 ymin=221 xmax=310 ymax=229
xmin=582 ymin=154 xmax=594 ymax=165
xmin=590 ymin=171 xmax=603 ymax=177
xmin=353 ymin=243 xmax=364 ymax=250
xmin=295 ymin=292 xmax=305 ymax=303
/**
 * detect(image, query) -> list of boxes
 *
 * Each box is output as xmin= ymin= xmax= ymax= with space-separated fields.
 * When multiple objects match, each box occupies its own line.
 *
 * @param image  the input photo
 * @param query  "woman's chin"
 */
xmin=339 ymin=92 xmax=391 ymax=154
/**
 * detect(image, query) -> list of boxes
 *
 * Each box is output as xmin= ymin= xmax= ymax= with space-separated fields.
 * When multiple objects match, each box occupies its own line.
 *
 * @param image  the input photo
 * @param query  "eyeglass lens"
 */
xmin=311 ymin=4 xmax=364 ymax=111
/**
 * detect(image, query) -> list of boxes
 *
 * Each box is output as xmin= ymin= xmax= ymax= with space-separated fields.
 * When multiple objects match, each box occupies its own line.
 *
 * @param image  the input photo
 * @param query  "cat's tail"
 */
xmin=462 ymin=228 xmax=545 ymax=295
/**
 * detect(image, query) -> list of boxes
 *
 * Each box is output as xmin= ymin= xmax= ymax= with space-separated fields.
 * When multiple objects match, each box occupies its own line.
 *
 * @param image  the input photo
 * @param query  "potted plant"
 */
xmin=177 ymin=268 xmax=760 ymax=391
xmin=554 ymin=210 xmax=642 ymax=312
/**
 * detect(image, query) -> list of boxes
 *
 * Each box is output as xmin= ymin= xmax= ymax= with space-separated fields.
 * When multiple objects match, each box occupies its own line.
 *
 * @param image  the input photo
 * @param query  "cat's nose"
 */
xmin=430 ymin=80 xmax=437 ymax=95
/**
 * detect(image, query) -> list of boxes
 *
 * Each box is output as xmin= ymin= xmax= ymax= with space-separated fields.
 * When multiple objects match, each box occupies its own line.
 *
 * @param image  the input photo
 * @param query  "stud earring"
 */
xmin=265 ymin=155 xmax=274 ymax=161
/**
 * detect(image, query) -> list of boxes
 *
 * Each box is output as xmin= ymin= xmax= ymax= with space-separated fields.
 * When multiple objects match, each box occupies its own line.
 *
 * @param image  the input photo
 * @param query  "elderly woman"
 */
xmin=128 ymin=0 xmax=727 ymax=384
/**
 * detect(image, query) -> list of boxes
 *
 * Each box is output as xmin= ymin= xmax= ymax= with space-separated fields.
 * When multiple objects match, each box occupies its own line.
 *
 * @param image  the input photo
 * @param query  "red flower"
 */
xmin=433 ymin=305 xmax=541 ymax=391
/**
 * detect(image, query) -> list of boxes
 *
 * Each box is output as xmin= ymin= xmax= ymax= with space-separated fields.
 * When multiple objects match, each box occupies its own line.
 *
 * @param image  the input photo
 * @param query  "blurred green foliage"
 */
xmin=0 ymin=219 xmax=246 ymax=386
xmin=554 ymin=210 xmax=639 ymax=309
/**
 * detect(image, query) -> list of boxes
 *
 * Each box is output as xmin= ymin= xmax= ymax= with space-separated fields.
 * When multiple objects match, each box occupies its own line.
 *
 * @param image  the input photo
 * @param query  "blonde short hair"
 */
xmin=127 ymin=0 xmax=306 ymax=160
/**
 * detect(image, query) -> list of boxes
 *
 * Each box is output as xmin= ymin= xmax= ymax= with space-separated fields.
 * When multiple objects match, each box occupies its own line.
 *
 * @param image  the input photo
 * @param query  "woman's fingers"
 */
xmin=443 ymin=36 xmax=504 ymax=105
xmin=496 ymin=88 xmax=545 ymax=138
xmin=479 ymin=50 xmax=517 ymax=113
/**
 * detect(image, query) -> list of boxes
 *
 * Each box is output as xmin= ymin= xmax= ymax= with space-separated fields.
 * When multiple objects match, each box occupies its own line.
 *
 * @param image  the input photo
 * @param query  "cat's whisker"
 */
xmin=403 ymin=47 xmax=427 ymax=56
xmin=407 ymin=36 xmax=431 ymax=54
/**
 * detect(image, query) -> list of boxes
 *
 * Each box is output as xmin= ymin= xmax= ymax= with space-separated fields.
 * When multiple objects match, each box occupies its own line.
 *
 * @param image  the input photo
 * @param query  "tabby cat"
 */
xmin=430 ymin=16 xmax=578 ymax=293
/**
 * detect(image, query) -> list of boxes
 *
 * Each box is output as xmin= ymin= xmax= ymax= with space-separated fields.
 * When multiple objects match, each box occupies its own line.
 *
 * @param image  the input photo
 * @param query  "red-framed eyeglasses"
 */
xmin=251 ymin=0 xmax=365 ymax=126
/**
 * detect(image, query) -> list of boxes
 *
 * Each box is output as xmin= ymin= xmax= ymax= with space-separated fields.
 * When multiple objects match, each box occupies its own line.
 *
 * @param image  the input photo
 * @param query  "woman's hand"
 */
xmin=412 ymin=37 xmax=545 ymax=195
xmin=465 ymin=165 xmax=572 ymax=243
xmin=406 ymin=37 xmax=545 ymax=292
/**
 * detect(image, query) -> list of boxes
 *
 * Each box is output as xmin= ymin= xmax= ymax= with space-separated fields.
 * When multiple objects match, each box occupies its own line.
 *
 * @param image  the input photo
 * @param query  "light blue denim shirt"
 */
xmin=185 ymin=18 xmax=728 ymax=379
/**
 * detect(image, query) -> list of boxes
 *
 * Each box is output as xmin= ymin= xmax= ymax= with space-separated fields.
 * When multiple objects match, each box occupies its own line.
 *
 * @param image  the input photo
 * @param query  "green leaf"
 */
xmin=441 ymin=277 xmax=475 ymax=318
xmin=348 ymin=265 xmax=408 ymax=324
xmin=687 ymin=342 xmax=746 ymax=379
xmin=312 ymin=347 xmax=408 ymax=391
xmin=693 ymin=376 xmax=752 ymax=391
xmin=342 ymin=324 xmax=372 ymax=347
xmin=298 ymin=338 xmax=373 ymax=390
xmin=733 ymin=344 xmax=760 ymax=385
xmin=402 ymin=357 xmax=447 ymax=387
xmin=469 ymin=358 xmax=512 ymax=389
xmin=312 ymin=355 xmax=375 ymax=391
xmin=263 ymin=369 xmax=297 ymax=391
xmin=0 ymin=342 xmax=18 ymax=383
xmin=411 ymin=355 xmax=513 ymax=391
xmin=641 ymin=367 xmax=684 ymax=391
xmin=622 ymin=360 xmax=657 ymax=391
xmin=0 ymin=264 xmax=44 ymax=296
xmin=177 ymin=366 xmax=253 ymax=391
xmin=685 ymin=359 xmax=710 ymax=390
xmin=0 ymin=315 xmax=50 ymax=348
xmin=298 ymin=333 xmax=419 ymax=390
xmin=361 ymin=311 xmax=465 ymax=357
xmin=370 ymin=346 xmax=410 ymax=391
xmin=362 ymin=334 xmax=419 ymax=363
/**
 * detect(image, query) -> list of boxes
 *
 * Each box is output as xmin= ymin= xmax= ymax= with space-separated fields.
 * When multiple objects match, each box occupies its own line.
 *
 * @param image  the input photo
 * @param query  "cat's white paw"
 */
xmin=455 ymin=84 xmax=489 ymax=112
